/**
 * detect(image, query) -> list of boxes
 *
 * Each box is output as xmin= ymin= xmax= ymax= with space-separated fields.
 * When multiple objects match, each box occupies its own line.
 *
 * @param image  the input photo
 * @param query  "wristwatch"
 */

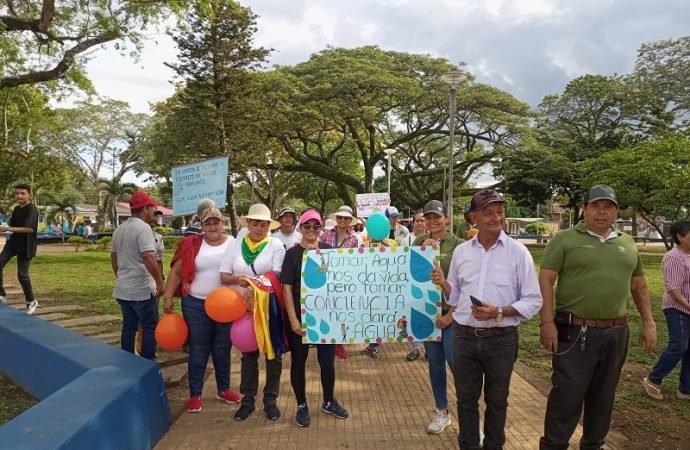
xmin=495 ymin=307 xmax=504 ymax=323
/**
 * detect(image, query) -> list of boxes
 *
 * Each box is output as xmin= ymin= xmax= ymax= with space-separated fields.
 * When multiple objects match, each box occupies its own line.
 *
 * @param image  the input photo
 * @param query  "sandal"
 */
xmin=642 ymin=376 xmax=663 ymax=400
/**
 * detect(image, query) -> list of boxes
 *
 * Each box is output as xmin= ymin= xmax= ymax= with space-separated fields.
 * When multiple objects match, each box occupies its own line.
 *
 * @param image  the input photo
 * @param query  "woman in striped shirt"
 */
xmin=643 ymin=221 xmax=690 ymax=400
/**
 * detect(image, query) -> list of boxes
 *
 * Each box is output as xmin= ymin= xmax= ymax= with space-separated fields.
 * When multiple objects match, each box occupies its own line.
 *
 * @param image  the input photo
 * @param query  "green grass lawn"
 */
xmin=0 ymin=373 xmax=36 ymax=425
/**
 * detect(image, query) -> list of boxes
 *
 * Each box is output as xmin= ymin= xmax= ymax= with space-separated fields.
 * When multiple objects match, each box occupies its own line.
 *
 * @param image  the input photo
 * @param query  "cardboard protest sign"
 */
xmin=299 ymin=246 xmax=442 ymax=344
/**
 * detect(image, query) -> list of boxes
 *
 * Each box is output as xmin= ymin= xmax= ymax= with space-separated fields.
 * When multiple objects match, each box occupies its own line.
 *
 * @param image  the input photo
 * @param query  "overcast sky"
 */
xmin=85 ymin=0 xmax=690 ymax=114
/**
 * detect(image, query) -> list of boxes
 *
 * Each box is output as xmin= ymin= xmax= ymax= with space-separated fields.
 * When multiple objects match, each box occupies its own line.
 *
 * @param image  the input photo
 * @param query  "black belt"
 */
xmin=555 ymin=311 xmax=627 ymax=329
xmin=458 ymin=325 xmax=517 ymax=337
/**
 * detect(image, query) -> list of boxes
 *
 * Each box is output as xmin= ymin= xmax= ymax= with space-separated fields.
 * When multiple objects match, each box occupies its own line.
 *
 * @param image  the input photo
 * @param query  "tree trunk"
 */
xmin=218 ymin=118 xmax=238 ymax=235
xmin=631 ymin=210 xmax=638 ymax=237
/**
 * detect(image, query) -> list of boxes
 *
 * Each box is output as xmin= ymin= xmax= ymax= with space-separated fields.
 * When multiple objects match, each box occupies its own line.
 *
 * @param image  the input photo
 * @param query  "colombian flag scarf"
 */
xmin=242 ymin=235 xmax=269 ymax=266
xmin=246 ymin=274 xmax=287 ymax=360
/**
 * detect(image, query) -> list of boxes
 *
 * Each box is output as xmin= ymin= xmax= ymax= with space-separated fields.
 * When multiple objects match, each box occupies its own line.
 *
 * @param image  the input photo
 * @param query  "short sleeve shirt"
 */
xmin=111 ymin=217 xmax=157 ymax=301
xmin=8 ymin=203 xmax=38 ymax=258
xmin=219 ymin=236 xmax=286 ymax=277
xmin=541 ymin=222 xmax=643 ymax=318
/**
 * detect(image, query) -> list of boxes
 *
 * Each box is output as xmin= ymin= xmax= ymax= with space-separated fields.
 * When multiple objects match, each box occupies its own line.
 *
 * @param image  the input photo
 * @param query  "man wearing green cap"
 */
xmin=538 ymin=184 xmax=657 ymax=449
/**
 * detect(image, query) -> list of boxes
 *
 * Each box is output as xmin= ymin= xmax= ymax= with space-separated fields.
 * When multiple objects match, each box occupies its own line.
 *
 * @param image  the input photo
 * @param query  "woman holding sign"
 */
xmin=282 ymin=209 xmax=349 ymax=427
xmin=413 ymin=200 xmax=464 ymax=435
xmin=219 ymin=203 xmax=286 ymax=422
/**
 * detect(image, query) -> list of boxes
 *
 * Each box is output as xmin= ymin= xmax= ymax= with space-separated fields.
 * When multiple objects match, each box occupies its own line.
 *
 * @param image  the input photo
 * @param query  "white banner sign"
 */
xmin=355 ymin=193 xmax=390 ymax=217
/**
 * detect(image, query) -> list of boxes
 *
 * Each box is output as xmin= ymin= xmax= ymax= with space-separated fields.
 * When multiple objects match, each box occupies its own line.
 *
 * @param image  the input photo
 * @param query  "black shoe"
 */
xmin=406 ymin=348 xmax=421 ymax=361
xmin=321 ymin=399 xmax=349 ymax=419
xmin=265 ymin=404 xmax=281 ymax=420
xmin=296 ymin=403 xmax=310 ymax=427
xmin=234 ymin=404 xmax=255 ymax=421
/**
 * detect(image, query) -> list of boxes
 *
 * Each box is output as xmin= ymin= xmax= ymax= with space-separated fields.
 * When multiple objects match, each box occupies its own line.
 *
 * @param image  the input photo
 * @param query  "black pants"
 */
xmin=287 ymin=329 xmax=336 ymax=405
xmin=239 ymin=350 xmax=282 ymax=408
xmin=453 ymin=326 xmax=518 ymax=450
xmin=0 ymin=244 xmax=34 ymax=304
xmin=540 ymin=324 xmax=629 ymax=450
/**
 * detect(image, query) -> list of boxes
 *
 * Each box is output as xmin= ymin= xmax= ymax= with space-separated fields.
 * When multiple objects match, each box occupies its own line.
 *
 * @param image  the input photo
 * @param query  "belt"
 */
xmin=458 ymin=325 xmax=517 ymax=337
xmin=557 ymin=312 xmax=627 ymax=329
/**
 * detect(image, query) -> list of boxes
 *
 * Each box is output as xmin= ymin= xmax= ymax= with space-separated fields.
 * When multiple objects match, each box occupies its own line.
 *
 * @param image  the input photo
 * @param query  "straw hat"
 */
xmin=328 ymin=205 xmax=356 ymax=221
xmin=238 ymin=203 xmax=280 ymax=230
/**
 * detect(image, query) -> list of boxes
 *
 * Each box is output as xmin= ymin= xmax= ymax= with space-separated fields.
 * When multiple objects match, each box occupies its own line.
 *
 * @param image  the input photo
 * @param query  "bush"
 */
xmin=67 ymin=236 xmax=92 ymax=252
xmin=154 ymin=226 xmax=175 ymax=234
xmin=95 ymin=236 xmax=112 ymax=251
xmin=163 ymin=236 xmax=184 ymax=249
xmin=525 ymin=222 xmax=549 ymax=236
xmin=100 ymin=226 xmax=115 ymax=232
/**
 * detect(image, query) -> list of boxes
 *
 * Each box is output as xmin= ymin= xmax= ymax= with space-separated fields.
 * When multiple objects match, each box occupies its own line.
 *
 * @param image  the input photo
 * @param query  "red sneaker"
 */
xmin=187 ymin=396 xmax=203 ymax=413
xmin=335 ymin=344 xmax=349 ymax=359
xmin=216 ymin=390 xmax=240 ymax=404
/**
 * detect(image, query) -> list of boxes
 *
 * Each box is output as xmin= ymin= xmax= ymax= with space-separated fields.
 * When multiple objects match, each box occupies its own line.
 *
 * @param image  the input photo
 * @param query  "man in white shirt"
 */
xmin=385 ymin=206 xmax=409 ymax=244
xmin=433 ymin=189 xmax=542 ymax=450
xmin=273 ymin=207 xmax=302 ymax=249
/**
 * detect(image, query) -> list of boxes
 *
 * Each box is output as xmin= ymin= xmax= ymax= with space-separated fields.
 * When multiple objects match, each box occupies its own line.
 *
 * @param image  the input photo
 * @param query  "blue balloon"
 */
xmin=366 ymin=213 xmax=390 ymax=241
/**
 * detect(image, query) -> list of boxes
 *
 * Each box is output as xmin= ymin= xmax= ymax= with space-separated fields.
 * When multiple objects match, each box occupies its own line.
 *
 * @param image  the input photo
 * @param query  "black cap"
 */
xmin=423 ymin=200 xmax=445 ymax=217
xmin=469 ymin=189 xmax=504 ymax=212
xmin=585 ymin=185 xmax=618 ymax=206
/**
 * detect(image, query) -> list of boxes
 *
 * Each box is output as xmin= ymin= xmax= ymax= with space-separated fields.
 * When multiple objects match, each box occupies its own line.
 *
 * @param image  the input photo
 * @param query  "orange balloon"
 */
xmin=155 ymin=313 xmax=188 ymax=351
xmin=205 ymin=287 xmax=247 ymax=323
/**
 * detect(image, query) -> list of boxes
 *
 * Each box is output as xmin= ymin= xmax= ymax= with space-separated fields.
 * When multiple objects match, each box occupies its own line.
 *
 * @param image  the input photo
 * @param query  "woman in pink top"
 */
xmin=643 ymin=221 xmax=690 ymax=400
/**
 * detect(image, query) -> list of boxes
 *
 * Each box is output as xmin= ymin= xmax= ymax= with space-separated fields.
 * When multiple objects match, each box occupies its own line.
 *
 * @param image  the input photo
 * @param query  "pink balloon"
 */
xmin=230 ymin=315 xmax=258 ymax=353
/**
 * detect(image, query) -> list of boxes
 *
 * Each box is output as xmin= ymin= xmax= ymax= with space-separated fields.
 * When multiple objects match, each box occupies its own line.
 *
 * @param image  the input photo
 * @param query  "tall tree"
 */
xmin=256 ymin=47 xmax=532 ymax=209
xmin=0 ymin=0 xmax=183 ymax=90
xmin=166 ymin=0 xmax=269 ymax=234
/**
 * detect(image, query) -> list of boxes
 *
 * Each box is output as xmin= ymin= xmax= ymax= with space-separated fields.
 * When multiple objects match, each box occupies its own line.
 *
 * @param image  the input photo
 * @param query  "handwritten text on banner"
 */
xmin=300 ymin=246 xmax=442 ymax=344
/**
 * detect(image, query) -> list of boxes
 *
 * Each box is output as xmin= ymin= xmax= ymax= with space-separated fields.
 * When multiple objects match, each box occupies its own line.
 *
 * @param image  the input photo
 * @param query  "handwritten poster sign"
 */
xmin=172 ymin=156 xmax=229 ymax=216
xmin=355 ymin=193 xmax=390 ymax=217
xmin=300 ymin=246 xmax=442 ymax=344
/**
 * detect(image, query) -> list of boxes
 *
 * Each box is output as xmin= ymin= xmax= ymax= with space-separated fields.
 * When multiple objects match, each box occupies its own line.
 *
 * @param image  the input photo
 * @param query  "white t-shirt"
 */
xmin=272 ymin=229 xmax=302 ymax=249
xmin=219 ymin=236 xmax=286 ymax=278
xmin=190 ymin=238 xmax=232 ymax=299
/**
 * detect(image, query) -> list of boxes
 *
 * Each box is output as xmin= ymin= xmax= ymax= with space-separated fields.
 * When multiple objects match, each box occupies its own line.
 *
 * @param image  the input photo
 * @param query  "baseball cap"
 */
xmin=299 ymin=209 xmax=323 ymax=226
xmin=129 ymin=191 xmax=160 ymax=209
xmin=200 ymin=207 xmax=224 ymax=223
xmin=385 ymin=206 xmax=399 ymax=218
xmin=423 ymin=200 xmax=445 ymax=217
xmin=585 ymin=185 xmax=618 ymax=206
xmin=468 ymin=189 xmax=504 ymax=212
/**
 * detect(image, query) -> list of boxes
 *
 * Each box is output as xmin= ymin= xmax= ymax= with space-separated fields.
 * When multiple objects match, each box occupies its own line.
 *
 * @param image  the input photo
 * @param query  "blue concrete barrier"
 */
xmin=0 ymin=305 xmax=171 ymax=449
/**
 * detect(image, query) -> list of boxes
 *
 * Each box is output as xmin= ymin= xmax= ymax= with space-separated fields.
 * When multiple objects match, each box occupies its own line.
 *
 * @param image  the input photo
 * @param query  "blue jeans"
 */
xmin=454 ymin=326 xmax=518 ymax=450
xmin=181 ymin=296 xmax=231 ymax=397
xmin=649 ymin=308 xmax=690 ymax=394
xmin=423 ymin=321 xmax=455 ymax=410
xmin=117 ymin=296 xmax=158 ymax=360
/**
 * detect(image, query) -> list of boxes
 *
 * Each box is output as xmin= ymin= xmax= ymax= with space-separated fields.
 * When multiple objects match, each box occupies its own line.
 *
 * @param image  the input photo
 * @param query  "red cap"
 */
xmin=129 ymin=191 xmax=160 ymax=209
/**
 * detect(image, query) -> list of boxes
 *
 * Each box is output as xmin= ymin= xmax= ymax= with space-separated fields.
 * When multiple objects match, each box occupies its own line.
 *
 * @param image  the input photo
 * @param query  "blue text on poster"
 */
xmin=300 ymin=246 xmax=442 ymax=344
xmin=172 ymin=156 xmax=229 ymax=216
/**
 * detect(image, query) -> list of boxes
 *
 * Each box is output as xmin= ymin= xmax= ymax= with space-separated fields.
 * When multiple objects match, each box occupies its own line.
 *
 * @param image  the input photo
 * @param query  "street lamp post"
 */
xmin=383 ymin=148 xmax=397 ymax=198
xmin=441 ymin=71 xmax=466 ymax=234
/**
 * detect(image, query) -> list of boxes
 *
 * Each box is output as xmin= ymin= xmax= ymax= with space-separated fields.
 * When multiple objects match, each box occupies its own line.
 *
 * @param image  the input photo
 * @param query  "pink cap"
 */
xmin=299 ymin=209 xmax=323 ymax=226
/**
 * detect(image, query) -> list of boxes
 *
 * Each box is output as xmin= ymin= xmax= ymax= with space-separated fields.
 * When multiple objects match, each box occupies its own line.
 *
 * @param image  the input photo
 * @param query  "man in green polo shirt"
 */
xmin=538 ymin=185 xmax=657 ymax=450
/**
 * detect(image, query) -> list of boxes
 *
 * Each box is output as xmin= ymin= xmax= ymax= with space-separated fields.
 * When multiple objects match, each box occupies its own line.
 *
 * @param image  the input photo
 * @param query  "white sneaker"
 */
xmin=26 ymin=300 xmax=38 ymax=315
xmin=0 ymin=295 xmax=6 ymax=304
xmin=427 ymin=409 xmax=451 ymax=434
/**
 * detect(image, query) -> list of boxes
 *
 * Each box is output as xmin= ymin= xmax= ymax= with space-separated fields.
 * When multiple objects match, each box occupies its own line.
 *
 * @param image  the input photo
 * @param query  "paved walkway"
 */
xmin=154 ymin=343 xmax=628 ymax=450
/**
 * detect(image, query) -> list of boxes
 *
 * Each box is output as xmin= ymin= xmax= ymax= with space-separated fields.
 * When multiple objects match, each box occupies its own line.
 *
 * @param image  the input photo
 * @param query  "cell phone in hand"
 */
xmin=469 ymin=295 xmax=484 ymax=307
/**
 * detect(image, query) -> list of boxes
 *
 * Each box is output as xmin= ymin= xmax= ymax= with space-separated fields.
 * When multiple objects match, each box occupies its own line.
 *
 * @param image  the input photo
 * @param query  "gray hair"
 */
xmin=197 ymin=198 xmax=216 ymax=215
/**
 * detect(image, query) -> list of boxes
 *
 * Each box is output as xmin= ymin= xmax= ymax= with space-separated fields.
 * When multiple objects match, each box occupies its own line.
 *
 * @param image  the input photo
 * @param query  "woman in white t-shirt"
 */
xmin=162 ymin=208 xmax=238 ymax=414
xmin=219 ymin=203 xmax=286 ymax=422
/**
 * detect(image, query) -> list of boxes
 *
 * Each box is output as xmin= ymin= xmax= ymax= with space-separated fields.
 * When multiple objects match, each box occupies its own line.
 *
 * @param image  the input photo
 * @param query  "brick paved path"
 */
xmin=155 ymin=343 xmax=628 ymax=450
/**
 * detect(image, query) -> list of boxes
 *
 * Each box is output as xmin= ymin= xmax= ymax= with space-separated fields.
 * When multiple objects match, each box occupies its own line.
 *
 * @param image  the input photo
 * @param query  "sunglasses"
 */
xmin=301 ymin=223 xmax=322 ymax=230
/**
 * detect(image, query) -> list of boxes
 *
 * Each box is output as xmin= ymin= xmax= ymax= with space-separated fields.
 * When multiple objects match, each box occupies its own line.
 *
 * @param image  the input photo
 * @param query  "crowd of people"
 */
xmin=9 ymin=181 xmax=690 ymax=449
